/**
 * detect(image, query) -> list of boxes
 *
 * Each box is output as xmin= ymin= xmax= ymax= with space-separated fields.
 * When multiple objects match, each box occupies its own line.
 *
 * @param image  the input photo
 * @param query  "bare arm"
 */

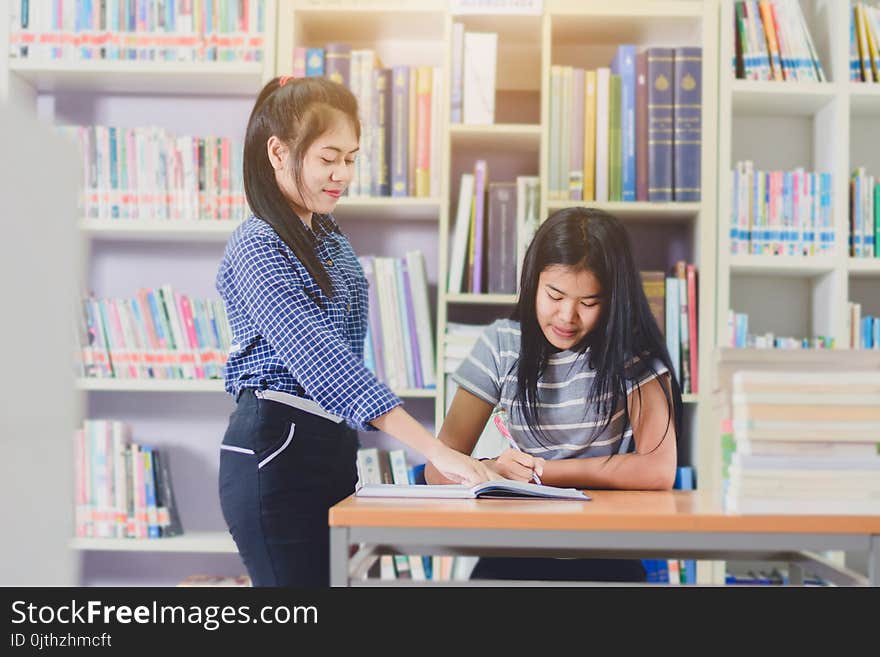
xmin=371 ymin=405 xmax=495 ymax=486
xmin=539 ymin=373 xmax=677 ymax=490
xmin=425 ymin=388 xmax=495 ymax=484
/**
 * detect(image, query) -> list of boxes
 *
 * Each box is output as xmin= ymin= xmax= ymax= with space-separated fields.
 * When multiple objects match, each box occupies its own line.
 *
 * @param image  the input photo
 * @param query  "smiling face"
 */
xmin=269 ymin=109 xmax=359 ymax=226
xmin=534 ymin=264 xmax=604 ymax=350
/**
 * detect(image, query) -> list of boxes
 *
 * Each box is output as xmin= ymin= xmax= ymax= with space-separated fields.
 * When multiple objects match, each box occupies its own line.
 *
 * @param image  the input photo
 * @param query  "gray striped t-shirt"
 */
xmin=452 ymin=319 xmax=669 ymax=459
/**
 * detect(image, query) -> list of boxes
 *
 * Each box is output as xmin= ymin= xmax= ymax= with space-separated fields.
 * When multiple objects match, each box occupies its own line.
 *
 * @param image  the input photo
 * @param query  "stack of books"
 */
xmin=725 ymin=371 xmax=880 ymax=514
xmin=732 ymin=0 xmax=826 ymax=81
xmin=851 ymin=3 xmax=880 ymax=82
xmin=74 ymin=420 xmax=183 ymax=540
xmin=293 ymin=43 xmax=442 ymax=198
xmin=548 ymin=45 xmax=703 ymax=203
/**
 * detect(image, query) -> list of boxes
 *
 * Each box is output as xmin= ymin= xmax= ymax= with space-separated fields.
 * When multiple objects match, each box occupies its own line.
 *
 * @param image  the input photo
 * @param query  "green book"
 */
xmin=608 ymin=74 xmax=622 ymax=201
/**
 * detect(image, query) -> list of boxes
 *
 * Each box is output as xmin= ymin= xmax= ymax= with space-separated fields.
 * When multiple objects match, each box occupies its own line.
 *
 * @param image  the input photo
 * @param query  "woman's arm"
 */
xmin=425 ymin=388 xmax=495 ymax=484
xmin=539 ymin=373 xmax=677 ymax=490
xmin=371 ymin=405 xmax=495 ymax=486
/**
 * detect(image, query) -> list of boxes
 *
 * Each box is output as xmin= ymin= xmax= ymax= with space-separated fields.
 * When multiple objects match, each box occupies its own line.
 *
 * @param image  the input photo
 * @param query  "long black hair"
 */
xmin=242 ymin=76 xmax=359 ymax=298
xmin=511 ymin=207 xmax=682 ymax=450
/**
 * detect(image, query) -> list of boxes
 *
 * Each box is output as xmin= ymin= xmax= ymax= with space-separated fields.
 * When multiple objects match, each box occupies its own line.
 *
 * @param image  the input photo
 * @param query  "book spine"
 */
xmin=608 ymin=74 xmax=622 ymax=201
xmin=635 ymin=51 xmax=648 ymax=201
xmin=372 ymin=68 xmax=391 ymax=197
xmin=292 ymin=45 xmax=306 ymax=78
xmin=647 ymin=48 xmax=674 ymax=202
xmin=390 ymin=65 xmax=409 ymax=197
xmin=583 ymin=69 xmax=597 ymax=202
xmin=569 ymin=68 xmax=585 ymax=201
xmin=324 ymin=42 xmax=350 ymax=86
xmin=594 ymin=67 xmax=610 ymax=202
xmin=450 ymin=22 xmax=464 ymax=124
xmin=673 ymin=47 xmax=702 ymax=202
xmin=471 ymin=160 xmax=488 ymax=294
xmin=415 ymin=66 xmax=432 ymax=198
xmin=616 ymin=45 xmax=637 ymax=201
xmin=487 ymin=182 xmax=517 ymax=294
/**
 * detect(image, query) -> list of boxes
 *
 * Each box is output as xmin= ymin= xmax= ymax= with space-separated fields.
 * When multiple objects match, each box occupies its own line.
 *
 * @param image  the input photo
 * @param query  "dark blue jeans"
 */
xmin=219 ymin=389 xmax=359 ymax=587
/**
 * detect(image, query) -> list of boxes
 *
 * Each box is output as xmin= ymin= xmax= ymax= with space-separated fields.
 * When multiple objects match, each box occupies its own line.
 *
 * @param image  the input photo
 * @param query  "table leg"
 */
xmin=329 ymin=527 xmax=350 ymax=587
xmin=870 ymin=535 xmax=879 ymax=587
xmin=788 ymin=562 xmax=804 ymax=586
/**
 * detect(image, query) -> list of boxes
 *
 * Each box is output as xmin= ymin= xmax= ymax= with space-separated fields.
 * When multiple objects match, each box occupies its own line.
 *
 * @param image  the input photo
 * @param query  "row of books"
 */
xmin=730 ymin=162 xmax=834 ymax=257
xmin=59 ymin=126 xmax=247 ymax=222
xmin=8 ymin=0 xmax=265 ymax=62
xmin=548 ymin=46 xmax=702 ymax=204
xmin=724 ymin=371 xmax=880 ymax=515
xmin=74 ymin=419 xmax=182 ymax=540
xmin=447 ymin=168 xmax=540 ymax=295
xmin=732 ymin=0 xmax=826 ymax=82
xmin=640 ymin=262 xmax=699 ymax=395
xmin=850 ymin=168 xmax=879 ymax=258
xmin=449 ymin=24 xmax=496 ymax=125
xmin=852 ymin=3 xmax=880 ymax=82
xmin=355 ymin=447 xmax=458 ymax=582
xmin=79 ymin=288 xmax=231 ymax=380
xmin=726 ymin=312 xmax=837 ymax=350
xmin=291 ymin=43 xmax=442 ymax=198
xmin=849 ymin=302 xmax=880 ymax=350
xmin=360 ymin=252 xmax=436 ymax=392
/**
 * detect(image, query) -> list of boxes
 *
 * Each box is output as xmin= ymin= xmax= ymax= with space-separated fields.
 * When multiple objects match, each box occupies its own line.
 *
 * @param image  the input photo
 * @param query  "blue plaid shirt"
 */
xmin=216 ymin=214 xmax=401 ymax=431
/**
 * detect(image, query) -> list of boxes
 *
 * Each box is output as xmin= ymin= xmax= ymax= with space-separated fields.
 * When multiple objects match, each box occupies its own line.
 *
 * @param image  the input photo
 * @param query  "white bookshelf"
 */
xmin=714 ymin=0 xmax=880 ymax=584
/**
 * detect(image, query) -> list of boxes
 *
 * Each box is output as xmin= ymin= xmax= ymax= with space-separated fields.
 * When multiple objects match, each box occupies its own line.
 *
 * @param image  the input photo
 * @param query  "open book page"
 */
xmin=355 ymin=481 xmax=590 ymax=500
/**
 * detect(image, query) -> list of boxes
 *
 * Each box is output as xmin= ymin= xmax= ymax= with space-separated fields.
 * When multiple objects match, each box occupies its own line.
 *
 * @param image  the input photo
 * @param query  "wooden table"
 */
xmin=328 ymin=490 xmax=880 ymax=586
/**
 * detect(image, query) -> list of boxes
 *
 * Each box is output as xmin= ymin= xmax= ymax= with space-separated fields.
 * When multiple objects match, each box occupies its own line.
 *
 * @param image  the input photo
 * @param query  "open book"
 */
xmin=355 ymin=480 xmax=590 ymax=501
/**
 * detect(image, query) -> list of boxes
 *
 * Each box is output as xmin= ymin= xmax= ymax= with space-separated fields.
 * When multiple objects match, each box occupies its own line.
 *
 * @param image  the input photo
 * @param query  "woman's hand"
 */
xmin=487 ymin=449 xmax=545 ymax=483
xmin=427 ymin=445 xmax=495 ymax=487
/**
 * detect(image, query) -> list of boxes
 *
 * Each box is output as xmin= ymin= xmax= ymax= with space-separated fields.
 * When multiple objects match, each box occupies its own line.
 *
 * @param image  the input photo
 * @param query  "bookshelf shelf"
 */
xmin=79 ymin=219 xmax=238 ymax=242
xmin=547 ymin=0 xmax=704 ymax=20
xmin=849 ymin=84 xmax=880 ymax=116
xmin=76 ymin=378 xmax=225 ymax=393
xmin=545 ymin=200 xmax=700 ymax=222
xmin=444 ymin=293 xmax=518 ymax=305
xmin=730 ymin=81 xmax=838 ymax=116
xmin=715 ymin=347 xmax=880 ymax=367
xmin=74 ymin=378 xmax=436 ymax=399
xmin=848 ymin=258 xmax=880 ymax=277
xmin=728 ymin=255 xmax=837 ymax=277
xmin=70 ymin=532 xmax=236 ymax=554
xmin=7 ymin=60 xmax=267 ymax=95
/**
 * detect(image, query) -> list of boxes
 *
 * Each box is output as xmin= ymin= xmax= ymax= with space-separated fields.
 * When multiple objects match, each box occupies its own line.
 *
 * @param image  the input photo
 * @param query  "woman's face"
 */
xmin=273 ymin=111 xmax=359 ymax=224
xmin=534 ymin=265 xmax=604 ymax=350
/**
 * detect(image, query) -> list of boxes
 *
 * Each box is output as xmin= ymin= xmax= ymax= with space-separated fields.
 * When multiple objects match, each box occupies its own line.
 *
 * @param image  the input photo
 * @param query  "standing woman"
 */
xmin=217 ymin=76 xmax=492 ymax=587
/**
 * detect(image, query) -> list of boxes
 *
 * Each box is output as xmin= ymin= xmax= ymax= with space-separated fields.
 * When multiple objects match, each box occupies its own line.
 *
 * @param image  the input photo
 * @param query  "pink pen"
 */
xmin=492 ymin=409 xmax=542 ymax=485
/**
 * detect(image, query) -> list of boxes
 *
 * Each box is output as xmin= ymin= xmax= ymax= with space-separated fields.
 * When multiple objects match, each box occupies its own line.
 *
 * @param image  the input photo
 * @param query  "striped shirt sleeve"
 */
xmin=451 ymin=322 xmax=503 ymax=406
xmin=229 ymin=232 xmax=400 ymax=431
xmin=625 ymin=353 xmax=670 ymax=395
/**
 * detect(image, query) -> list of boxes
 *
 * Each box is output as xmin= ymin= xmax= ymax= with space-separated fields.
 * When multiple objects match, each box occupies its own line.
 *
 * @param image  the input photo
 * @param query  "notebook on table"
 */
xmin=355 ymin=480 xmax=590 ymax=500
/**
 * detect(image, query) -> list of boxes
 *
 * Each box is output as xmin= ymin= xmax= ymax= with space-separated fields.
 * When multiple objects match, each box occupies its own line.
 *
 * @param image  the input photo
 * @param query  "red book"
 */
xmin=686 ymin=264 xmax=698 ymax=394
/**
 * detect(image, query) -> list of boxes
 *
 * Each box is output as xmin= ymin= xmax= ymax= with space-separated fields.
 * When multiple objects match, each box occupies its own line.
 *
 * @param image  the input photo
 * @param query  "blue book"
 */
xmin=142 ymin=446 xmax=161 ymax=539
xmin=647 ymin=48 xmax=674 ymax=202
xmin=611 ymin=45 xmax=637 ymax=202
xmin=673 ymin=47 xmax=702 ymax=202
xmin=305 ymin=48 xmax=324 ymax=77
xmin=390 ymin=66 xmax=409 ymax=197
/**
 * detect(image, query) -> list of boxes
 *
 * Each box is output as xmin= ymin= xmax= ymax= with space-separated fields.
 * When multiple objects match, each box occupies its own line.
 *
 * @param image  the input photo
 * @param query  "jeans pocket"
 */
xmin=257 ymin=421 xmax=296 ymax=470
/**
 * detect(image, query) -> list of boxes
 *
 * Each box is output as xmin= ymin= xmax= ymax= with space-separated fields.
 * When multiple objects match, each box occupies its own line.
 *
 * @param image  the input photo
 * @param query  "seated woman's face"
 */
xmin=535 ymin=265 xmax=603 ymax=350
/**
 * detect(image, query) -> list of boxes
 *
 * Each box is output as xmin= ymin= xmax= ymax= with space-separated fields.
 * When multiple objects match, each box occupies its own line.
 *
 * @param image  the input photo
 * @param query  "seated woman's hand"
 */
xmin=488 ymin=449 xmax=545 ymax=483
